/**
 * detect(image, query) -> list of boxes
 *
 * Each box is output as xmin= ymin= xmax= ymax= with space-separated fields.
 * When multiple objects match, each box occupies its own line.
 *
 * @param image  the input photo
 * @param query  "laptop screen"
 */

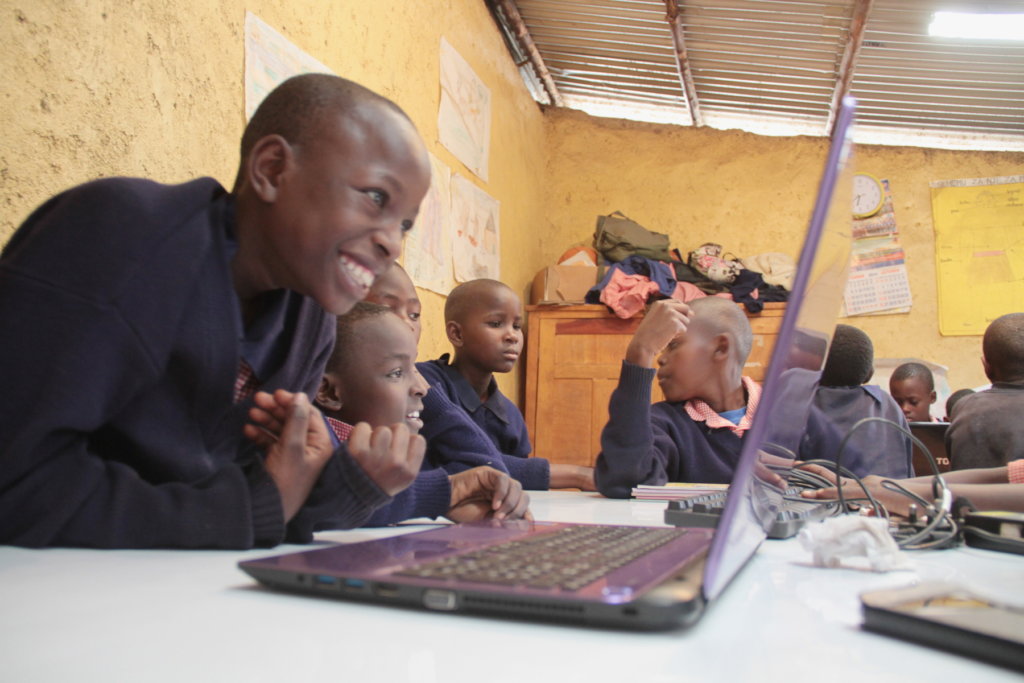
xmin=702 ymin=97 xmax=856 ymax=600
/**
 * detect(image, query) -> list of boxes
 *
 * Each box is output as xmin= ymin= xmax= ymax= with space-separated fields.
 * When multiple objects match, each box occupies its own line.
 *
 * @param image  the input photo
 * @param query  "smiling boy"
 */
xmin=595 ymin=298 xmax=760 ymax=498
xmin=314 ymin=303 xmax=531 ymax=523
xmin=0 ymin=74 xmax=431 ymax=548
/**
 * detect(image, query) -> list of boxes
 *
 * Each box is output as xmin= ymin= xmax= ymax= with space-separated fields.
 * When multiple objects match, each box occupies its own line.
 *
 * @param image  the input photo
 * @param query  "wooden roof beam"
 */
xmin=664 ymin=0 xmax=704 ymax=127
xmin=493 ymin=0 xmax=565 ymax=107
xmin=826 ymin=0 xmax=874 ymax=135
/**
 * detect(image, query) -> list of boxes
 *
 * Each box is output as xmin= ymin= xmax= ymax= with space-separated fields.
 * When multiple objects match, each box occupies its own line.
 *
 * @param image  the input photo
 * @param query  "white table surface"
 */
xmin=2 ymin=491 xmax=1021 ymax=683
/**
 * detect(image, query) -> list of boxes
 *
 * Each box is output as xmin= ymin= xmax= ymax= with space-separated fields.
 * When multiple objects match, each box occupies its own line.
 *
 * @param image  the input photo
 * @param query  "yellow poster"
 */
xmin=930 ymin=175 xmax=1024 ymax=336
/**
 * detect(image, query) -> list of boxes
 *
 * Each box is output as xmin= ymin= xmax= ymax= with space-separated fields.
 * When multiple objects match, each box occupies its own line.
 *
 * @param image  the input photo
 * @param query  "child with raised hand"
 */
xmin=310 ymin=302 xmax=531 ymax=523
xmin=0 ymin=73 xmax=430 ymax=548
xmin=595 ymin=297 xmax=759 ymax=498
xmin=889 ymin=362 xmax=938 ymax=422
xmin=415 ymin=277 xmax=595 ymax=490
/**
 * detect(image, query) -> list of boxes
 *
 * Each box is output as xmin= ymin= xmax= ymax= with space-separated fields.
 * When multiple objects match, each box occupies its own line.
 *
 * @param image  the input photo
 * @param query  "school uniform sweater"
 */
xmin=417 ymin=355 xmax=550 ymax=490
xmin=595 ymin=361 xmax=750 ymax=499
xmin=0 ymin=177 xmax=391 ymax=548
xmin=801 ymin=385 xmax=914 ymax=478
xmin=324 ymin=417 xmax=452 ymax=525
xmin=947 ymin=382 xmax=1024 ymax=469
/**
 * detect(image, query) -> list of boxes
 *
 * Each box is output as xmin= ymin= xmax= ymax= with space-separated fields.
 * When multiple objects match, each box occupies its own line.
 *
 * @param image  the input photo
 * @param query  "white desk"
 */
xmin=1 ymin=491 xmax=1021 ymax=682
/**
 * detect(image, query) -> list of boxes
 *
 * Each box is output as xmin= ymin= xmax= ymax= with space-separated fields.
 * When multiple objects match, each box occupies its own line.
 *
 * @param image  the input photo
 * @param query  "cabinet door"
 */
xmin=527 ymin=314 xmax=646 ymax=468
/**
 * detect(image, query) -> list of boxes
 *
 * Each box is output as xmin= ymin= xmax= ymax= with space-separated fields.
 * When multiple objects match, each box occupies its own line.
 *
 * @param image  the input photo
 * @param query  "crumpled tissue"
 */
xmin=798 ymin=516 xmax=911 ymax=572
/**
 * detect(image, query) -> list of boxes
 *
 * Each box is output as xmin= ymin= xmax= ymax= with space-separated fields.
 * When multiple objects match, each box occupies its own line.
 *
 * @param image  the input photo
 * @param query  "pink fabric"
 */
xmin=684 ymin=376 xmax=762 ymax=437
xmin=671 ymin=281 xmax=707 ymax=303
xmin=1009 ymin=459 xmax=1024 ymax=484
xmin=599 ymin=269 xmax=660 ymax=318
xmin=325 ymin=417 xmax=354 ymax=443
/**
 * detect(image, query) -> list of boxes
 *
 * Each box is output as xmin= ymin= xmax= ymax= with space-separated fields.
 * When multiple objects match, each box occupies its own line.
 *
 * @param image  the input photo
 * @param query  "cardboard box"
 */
xmin=530 ymin=265 xmax=599 ymax=304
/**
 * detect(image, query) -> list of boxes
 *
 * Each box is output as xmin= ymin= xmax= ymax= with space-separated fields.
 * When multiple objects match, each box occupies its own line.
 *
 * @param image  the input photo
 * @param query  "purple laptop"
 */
xmin=238 ymin=98 xmax=858 ymax=631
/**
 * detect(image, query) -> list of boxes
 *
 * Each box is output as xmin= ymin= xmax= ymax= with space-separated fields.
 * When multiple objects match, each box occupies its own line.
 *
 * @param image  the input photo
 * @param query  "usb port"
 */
xmin=343 ymin=578 xmax=365 ymax=591
xmin=314 ymin=574 xmax=337 ymax=587
xmin=374 ymin=583 xmax=400 ymax=598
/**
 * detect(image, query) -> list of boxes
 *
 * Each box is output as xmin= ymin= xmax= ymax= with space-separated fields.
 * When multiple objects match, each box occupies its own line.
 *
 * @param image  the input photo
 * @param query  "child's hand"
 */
xmin=548 ymin=464 xmax=597 ymax=491
xmin=346 ymin=422 xmax=425 ymax=497
xmin=244 ymin=391 xmax=334 ymax=522
xmin=626 ymin=300 xmax=693 ymax=367
xmin=446 ymin=467 xmax=533 ymax=522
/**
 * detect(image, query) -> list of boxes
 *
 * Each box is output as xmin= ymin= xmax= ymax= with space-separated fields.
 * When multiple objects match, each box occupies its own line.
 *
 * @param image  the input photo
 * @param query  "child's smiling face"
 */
xmin=331 ymin=312 xmax=429 ymax=433
xmin=254 ymin=103 xmax=431 ymax=316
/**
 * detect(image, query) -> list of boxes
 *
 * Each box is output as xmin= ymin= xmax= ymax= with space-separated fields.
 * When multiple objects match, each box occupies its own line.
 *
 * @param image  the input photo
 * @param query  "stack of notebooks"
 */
xmin=630 ymin=483 xmax=729 ymax=501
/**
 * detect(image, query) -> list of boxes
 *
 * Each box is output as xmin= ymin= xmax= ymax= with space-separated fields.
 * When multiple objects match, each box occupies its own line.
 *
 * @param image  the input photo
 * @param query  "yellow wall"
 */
xmin=541 ymin=108 xmax=1024 ymax=392
xmin=0 ymin=0 xmax=548 ymax=399
xmin=2 ymin=1 xmax=1022 ymax=400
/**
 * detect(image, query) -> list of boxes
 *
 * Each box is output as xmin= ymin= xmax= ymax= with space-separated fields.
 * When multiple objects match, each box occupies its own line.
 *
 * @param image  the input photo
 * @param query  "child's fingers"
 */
xmin=278 ymin=393 xmax=311 ymax=455
xmin=242 ymin=423 xmax=277 ymax=448
xmin=247 ymin=405 xmax=284 ymax=435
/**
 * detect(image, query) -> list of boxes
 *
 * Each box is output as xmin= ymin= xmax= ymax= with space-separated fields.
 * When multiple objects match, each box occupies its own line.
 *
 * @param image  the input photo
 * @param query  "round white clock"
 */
xmin=853 ymin=173 xmax=885 ymax=218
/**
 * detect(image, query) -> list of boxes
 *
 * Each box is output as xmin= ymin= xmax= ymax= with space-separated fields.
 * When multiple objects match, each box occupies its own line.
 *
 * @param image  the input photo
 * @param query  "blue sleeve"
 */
xmin=595 ymin=361 xmax=681 ymax=498
xmin=362 ymin=468 xmax=452 ymax=527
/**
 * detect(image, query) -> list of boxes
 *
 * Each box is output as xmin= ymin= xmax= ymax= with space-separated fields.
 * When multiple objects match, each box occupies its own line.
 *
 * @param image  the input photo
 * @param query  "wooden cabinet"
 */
xmin=522 ymin=303 xmax=785 ymax=468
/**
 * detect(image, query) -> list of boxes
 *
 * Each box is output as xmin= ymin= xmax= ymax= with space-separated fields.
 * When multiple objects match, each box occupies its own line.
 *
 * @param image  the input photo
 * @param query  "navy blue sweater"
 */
xmin=417 ymin=355 xmax=550 ymax=490
xmin=0 ymin=178 xmax=391 ymax=548
xmin=596 ymin=361 xmax=747 ymax=498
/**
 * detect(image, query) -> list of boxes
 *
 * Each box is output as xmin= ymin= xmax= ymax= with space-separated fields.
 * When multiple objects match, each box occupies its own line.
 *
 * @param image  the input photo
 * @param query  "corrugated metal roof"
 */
xmin=488 ymin=0 xmax=1024 ymax=150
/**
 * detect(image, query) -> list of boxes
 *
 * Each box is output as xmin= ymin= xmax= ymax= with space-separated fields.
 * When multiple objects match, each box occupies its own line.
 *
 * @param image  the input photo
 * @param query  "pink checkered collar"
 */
xmin=683 ymin=376 xmax=761 ymax=436
xmin=325 ymin=417 xmax=354 ymax=443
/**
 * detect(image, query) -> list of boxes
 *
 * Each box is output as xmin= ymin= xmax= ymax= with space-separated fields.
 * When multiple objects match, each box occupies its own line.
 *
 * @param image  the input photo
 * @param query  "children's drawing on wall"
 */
xmin=243 ymin=12 xmax=333 ymax=119
xmin=404 ymin=153 xmax=455 ymax=295
xmin=930 ymin=174 xmax=1024 ymax=336
xmin=438 ymin=37 xmax=491 ymax=182
xmin=451 ymin=175 xmax=499 ymax=282
xmin=843 ymin=179 xmax=913 ymax=316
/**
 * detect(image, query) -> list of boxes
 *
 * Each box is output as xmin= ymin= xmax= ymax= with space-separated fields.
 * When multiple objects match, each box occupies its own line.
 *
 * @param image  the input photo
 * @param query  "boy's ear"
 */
xmin=246 ymin=134 xmax=293 ymax=203
xmin=446 ymin=320 xmax=464 ymax=347
xmin=711 ymin=333 xmax=731 ymax=361
xmin=315 ymin=375 xmax=343 ymax=412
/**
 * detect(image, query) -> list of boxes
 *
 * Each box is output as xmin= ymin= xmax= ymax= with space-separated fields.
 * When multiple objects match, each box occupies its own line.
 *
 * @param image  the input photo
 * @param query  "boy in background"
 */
xmin=889 ymin=362 xmax=938 ymax=422
xmin=801 ymin=324 xmax=913 ymax=478
xmin=416 ymin=277 xmax=595 ymax=490
xmin=0 ymin=74 xmax=430 ymax=548
xmin=313 ymin=303 xmax=531 ymax=523
xmin=947 ymin=312 xmax=1024 ymax=469
xmin=595 ymin=298 xmax=759 ymax=498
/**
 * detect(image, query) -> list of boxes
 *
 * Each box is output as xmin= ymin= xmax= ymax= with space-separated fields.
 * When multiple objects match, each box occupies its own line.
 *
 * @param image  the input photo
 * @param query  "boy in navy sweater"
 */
xmin=596 ymin=297 xmax=760 ymax=498
xmin=1 ymin=74 xmax=431 ymax=548
xmin=801 ymin=324 xmax=913 ymax=478
xmin=314 ymin=303 xmax=531 ymax=523
xmin=889 ymin=362 xmax=938 ymax=422
xmin=417 ymin=277 xmax=595 ymax=490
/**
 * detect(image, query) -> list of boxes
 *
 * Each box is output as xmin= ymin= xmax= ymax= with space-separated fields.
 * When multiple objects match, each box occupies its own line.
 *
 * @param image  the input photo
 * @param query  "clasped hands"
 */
xmin=244 ymin=389 xmax=530 ymax=523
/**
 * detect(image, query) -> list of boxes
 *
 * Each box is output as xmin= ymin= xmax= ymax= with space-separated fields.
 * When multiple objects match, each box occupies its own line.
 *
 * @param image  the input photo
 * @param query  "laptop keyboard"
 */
xmin=394 ymin=524 xmax=688 ymax=591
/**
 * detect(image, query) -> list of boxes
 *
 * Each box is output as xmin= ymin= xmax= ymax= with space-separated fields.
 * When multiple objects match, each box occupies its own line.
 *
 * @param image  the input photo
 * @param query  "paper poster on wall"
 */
xmin=244 ymin=12 xmax=333 ymax=120
xmin=930 ymin=175 xmax=1024 ymax=336
xmin=403 ymin=154 xmax=454 ymax=295
xmin=843 ymin=179 xmax=913 ymax=316
xmin=437 ymin=38 xmax=491 ymax=182
xmin=451 ymin=175 xmax=500 ymax=282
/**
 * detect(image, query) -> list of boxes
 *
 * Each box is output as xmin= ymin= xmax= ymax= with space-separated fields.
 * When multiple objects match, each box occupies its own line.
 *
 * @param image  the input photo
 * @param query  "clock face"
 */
xmin=853 ymin=173 xmax=884 ymax=218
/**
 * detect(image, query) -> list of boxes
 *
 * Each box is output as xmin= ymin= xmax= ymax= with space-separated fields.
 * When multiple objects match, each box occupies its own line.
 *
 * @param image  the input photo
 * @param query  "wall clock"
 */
xmin=853 ymin=173 xmax=885 ymax=218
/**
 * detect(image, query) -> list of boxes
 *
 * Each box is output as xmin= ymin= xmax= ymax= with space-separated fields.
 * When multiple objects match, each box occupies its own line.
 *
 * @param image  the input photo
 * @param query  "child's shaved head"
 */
xmin=688 ymin=297 xmax=753 ymax=364
xmin=235 ymin=73 xmax=410 ymax=191
xmin=445 ymin=279 xmax=515 ymax=324
xmin=983 ymin=312 xmax=1024 ymax=382
xmin=326 ymin=302 xmax=396 ymax=374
